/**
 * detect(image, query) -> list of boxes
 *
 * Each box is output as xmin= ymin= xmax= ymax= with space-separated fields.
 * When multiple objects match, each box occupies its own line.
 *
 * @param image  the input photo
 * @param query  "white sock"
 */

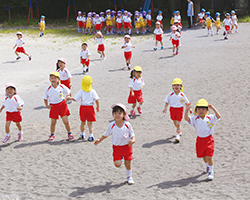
xmin=236 ymin=29 xmax=238 ymax=31
xmin=6 ymin=133 xmax=10 ymax=137
xmin=208 ymin=30 xmax=210 ymax=34
xmin=126 ymin=169 xmax=132 ymax=178
xmin=89 ymin=133 xmax=94 ymax=137
xmin=206 ymin=162 xmax=209 ymax=167
xmin=80 ymin=132 xmax=85 ymax=136
xmin=208 ymin=165 xmax=213 ymax=173
xmin=138 ymin=104 xmax=143 ymax=108
xmin=131 ymin=106 xmax=135 ymax=110
xmin=211 ymin=29 xmax=213 ymax=34
xmin=18 ymin=131 xmax=22 ymax=134
xmin=225 ymin=32 xmax=228 ymax=37
xmin=128 ymin=64 xmax=131 ymax=67
xmin=128 ymin=29 xmax=131 ymax=34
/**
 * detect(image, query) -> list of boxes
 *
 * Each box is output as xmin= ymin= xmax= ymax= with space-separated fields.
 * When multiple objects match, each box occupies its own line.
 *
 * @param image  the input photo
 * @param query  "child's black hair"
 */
xmin=112 ymin=106 xmax=126 ymax=120
xmin=195 ymin=106 xmax=208 ymax=112
xmin=56 ymin=62 xmax=60 ymax=70
xmin=129 ymin=70 xmax=135 ymax=78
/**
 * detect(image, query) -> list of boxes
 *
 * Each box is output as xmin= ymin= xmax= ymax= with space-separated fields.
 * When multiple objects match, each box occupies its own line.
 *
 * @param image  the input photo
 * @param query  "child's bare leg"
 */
xmin=155 ymin=41 xmax=158 ymax=47
xmin=97 ymin=50 xmax=101 ymax=55
xmin=114 ymin=160 xmax=122 ymax=168
xmin=50 ymin=118 xmax=57 ymax=134
xmin=80 ymin=121 xmax=86 ymax=132
xmin=205 ymin=156 xmax=213 ymax=166
xmin=15 ymin=122 xmax=22 ymax=131
xmin=87 ymin=121 xmax=93 ymax=134
xmin=102 ymin=51 xmax=105 ymax=57
xmin=132 ymin=103 xmax=137 ymax=109
xmin=5 ymin=121 xmax=11 ymax=133
xmin=124 ymin=160 xmax=132 ymax=170
xmin=15 ymin=51 xmax=19 ymax=56
xmin=61 ymin=116 xmax=71 ymax=133
xmin=160 ymin=41 xmax=163 ymax=47
xmin=24 ymin=52 xmax=30 ymax=57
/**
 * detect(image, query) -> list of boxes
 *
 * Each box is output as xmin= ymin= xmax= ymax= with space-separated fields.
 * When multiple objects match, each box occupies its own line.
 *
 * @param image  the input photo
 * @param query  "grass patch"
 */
xmin=238 ymin=15 xmax=250 ymax=22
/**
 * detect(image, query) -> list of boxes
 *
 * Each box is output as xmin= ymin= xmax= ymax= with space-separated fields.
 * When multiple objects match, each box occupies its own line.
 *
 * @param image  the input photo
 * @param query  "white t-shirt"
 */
xmin=156 ymin=15 xmax=163 ymax=21
xmin=198 ymin=13 xmax=205 ymax=19
xmin=103 ymin=121 xmax=135 ymax=146
xmin=57 ymin=68 xmax=72 ymax=81
xmin=116 ymin=18 xmax=123 ymax=23
xmin=80 ymin=49 xmax=91 ymax=59
xmin=95 ymin=38 xmax=103 ymax=45
xmin=128 ymin=77 xmax=145 ymax=91
xmin=154 ymin=28 xmax=163 ymax=35
xmin=146 ymin=14 xmax=151 ymax=21
xmin=176 ymin=15 xmax=181 ymax=21
xmin=223 ymin=18 xmax=232 ymax=26
xmin=123 ymin=15 xmax=128 ymax=22
xmin=73 ymin=89 xmax=99 ymax=106
xmin=164 ymin=91 xmax=189 ymax=108
xmin=81 ymin=17 xmax=86 ymax=22
xmin=121 ymin=42 xmax=133 ymax=52
xmin=43 ymin=84 xmax=70 ymax=104
xmin=3 ymin=95 xmax=24 ymax=112
xmin=95 ymin=18 xmax=101 ymax=25
xmin=16 ymin=39 xmax=24 ymax=47
xmin=231 ymin=15 xmax=237 ymax=24
xmin=76 ymin=16 xmax=82 ymax=21
xmin=101 ymin=16 xmax=105 ymax=22
xmin=188 ymin=114 xmax=220 ymax=138
xmin=171 ymin=32 xmax=181 ymax=40
xmin=92 ymin=18 xmax=97 ymax=25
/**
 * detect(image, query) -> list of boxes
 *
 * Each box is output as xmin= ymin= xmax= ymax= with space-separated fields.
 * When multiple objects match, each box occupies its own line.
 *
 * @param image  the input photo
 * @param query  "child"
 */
xmin=184 ymin=99 xmax=221 ymax=180
xmin=127 ymin=12 xmax=133 ymax=35
xmin=86 ymin=12 xmax=92 ymax=35
xmin=214 ymin=12 xmax=221 ymax=35
xmin=128 ymin=66 xmax=144 ymax=115
xmin=195 ymin=9 xmax=206 ymax=28
xmin=80 ymin=42 xmax=91 ymax=73
xmin=100 ymin=12 xmax=105 ymax=33
xmin=169 ymin=26 xmax=181 ymax=56
xmin=231 ymin=10 xmax=238 ymax=33
xmin=153 ymin=21 xmax=164 ymax=51
xmin=116 ymin=14 xmax=123 ymax=34
xmin=134 ymin=13 xmax=141 ymax=35
xmin=205 ymin=12 xmax=215 ymax=36
xmin=95 ymin=14 xmax=102 ymax=32
xmin=123 ymin=11 xmax=129 ymax=34
xmin=76 ymin=11 xmax=83 ymax=33
xmin=223 ymin=13 xmax=232 ymax=40
xmin=43 ymin=72 xmax=74 ymax=142
xmin=94 ymin=104 xmax=135 ymax=185
xmin=13 ymin=32 xmax=31 ymax=61
xmin=140 ymin=12 xmax=146 ymax=35
xmin=163 ymin=78 xmax=190 ymax=142
xmin=146 ymin=10 xmax=152 ymax=32
xmin=56 ymin=58 xmax=72 ymax=103
xmin=121 ymin=35 xmax=135 ymax=70
xmin=94 ymin=32 xmax=105 ymax=59
xmin=156 ymin=10 xmax=163 ymax=29
xmin=67 ymin=76 xmax=99 ymax=141
xmin=176 ymin=10 xmax=181 ymax=23
xmin=82 ymin=12 xmax=86 ymax=33
xmin=38 ymin=15 xmax=46 ymax=37
xmin=0 ymin=83 xmax=24 ymax=143
xmin=106 ymin=9 xmax=112 ymax=35
xmin=170 ymin=11 xmax=177 ymax=26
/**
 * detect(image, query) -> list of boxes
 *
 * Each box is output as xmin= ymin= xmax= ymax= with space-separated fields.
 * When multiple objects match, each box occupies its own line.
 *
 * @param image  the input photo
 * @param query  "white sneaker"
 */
xmin=127 ymin=177 xmax=134 ymax=185
xmin=207 ymin=172 xmax=214 ymax=180
xmin=175 ymin=134 xmax=181 ymax=142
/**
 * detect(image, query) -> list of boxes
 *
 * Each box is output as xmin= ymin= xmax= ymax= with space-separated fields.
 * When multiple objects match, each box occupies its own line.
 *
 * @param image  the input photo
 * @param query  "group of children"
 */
xmin=195 ymin=9 xmax=238 ymax=39
xmin=76 ymin=9 xmax=164 ymax=35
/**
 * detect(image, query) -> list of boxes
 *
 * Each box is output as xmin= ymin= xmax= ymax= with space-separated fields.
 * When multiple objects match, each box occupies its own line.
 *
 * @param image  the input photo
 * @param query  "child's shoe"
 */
xmin=216 ymin=32 xmax=219 ymax=35
xmin=68 ymin=134 xmax=74 ymax=142
xmin=79 ymin=134 xmax=85 ymax=140
xmin=175 ymin=134 xmax=181 ymax=142
xmin=173 ymin=52 xmax=176 ymax=56
xmin=16 ymin=56 xmax=21 ymax=60
xmin=88 ymin=136 xmax=95 ymax=142
xmin=224 ymin=37 xmax=228 ymax=40
xmin=206 ymin=167 xmax=209 ymax=173
xmin=207 ymin=172 xmax=214 ymax=180
xmin=176 ymin=51 xmax=179 ymax=55
xmin=235 ymin=30 xmax=238 ymax=33
xmin=137 ymin=107 xmax=142 ymax=114
xmin=154 ymin=47 xmax=157 ymax=51
xmin=29 ymin=56 xmax=32 ymax=61
xmin=48 ymin=135 xmax=55 ymax=142
xmin=202 ymin=26 xmax=205 ymax=29
xmin=223 ymin=31 xmax=226 ymax=36
xmin=130 ymin=110 xmax=136 ymax=116
xmin=161 ymin=46 xmax=164 ymax=50
xmin=18 ymin=132 xmax=23 ymax=141
xmin=127 ymin=177 xmax=134 ymax=185
xmin=2 ymin=135 xmax=10 ymax=143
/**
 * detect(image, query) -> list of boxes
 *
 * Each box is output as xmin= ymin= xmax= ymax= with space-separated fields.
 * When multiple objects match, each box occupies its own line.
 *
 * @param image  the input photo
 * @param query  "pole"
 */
xmin=151 ymin=0 xmax=154 ymax=21
xmin=67 ymin=0 xmax=70 ymax=22
xmin=114 ymin=0 xmax=117 ymax=12
xmin=74 ymin=0 xmax=77 ymax=17
xmin=8 ymin=6 xmax=11 ymax=23
xmin=35 ymin=0 xmax=40 ymax=19
xmin=30 ymin=0 xmax=33 ymax=20
xmin=119 ymin=0 xmax=124 ymax=9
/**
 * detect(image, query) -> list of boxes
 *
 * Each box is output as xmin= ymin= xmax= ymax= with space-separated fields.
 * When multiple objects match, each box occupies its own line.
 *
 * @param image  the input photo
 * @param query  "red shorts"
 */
xmin=225 ymin=25 xmax=230 ymax=31
xmin=147 ymin=20 xmax=152 ymax=27
xmin=172 ymin=39 xmax=179 ymax=47
xmin=82 ymin=22 xmax=86 ymax=28
xmin=199 ymin=18 xmax=203 ymax=23
xmin=158 ymin=20 xmax=162 ymax=25
xmin=6 ymin=111 xmax=22 ymax=122
xmin=81 ymin=58 xmax=89 ymax=66
xmin=128 ymin=90 xmax=143 ymax=104
xmin=117 ymin=23 xmax=122 ymax=29
xmin=124 ymin=22 xmax=129 ymax=28
xmin=128 ymin=23 xmax=132 ymax=29
xmin=124 ymin=51 xmax=132 ymax=60
xmin=79 ymin=105 xmax=96 ymax=122
xmin=61 ymin=79 xmax=71 ymax=89
xmin=16 ymin=47 xmax=25 ymax=53
xmin=196 ymin=135 xmax=214 ymax=158
xmin=101 ymin=22 xmax=105 ymax=27
xmin=96 ymin=24 xmax=101 ymax=30
xmin=49 ymin=100 xmax=70 ymax=119
xmin=113 ymin=144 xmax=133 ymax=161
xmin=156 ymin=34 xmax=162 ymax=42
xmin=169 ymin=107 xmax=183 ymax=121
xmin=98 ymin=44 xmax=105 ymax=51
xmin=77 ymin=21 xmax=82 ymax=28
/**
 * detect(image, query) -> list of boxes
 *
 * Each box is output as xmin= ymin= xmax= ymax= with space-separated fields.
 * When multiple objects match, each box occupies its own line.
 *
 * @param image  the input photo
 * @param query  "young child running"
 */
xmin=0 ymin=83 xmax=24 ymax=143
xmin=205 ymin=12 xmax=215 ymax=36
xmin=13 ymin=32 xmax=31 ymax=61
xmin=56 ymin=58 xmax=73 ymax=104
xmin=163 ymin=78 xmax=190 ymax=142
xmin=121 ymin=35 xmax=135 ymax=70
xmin=38 ymin=15 xmax=46 ymax=37
xmin=156 ymin=10 xmax=163 ymax=29
xmin=43 ymin=72 xmax=74 ymax=142
xmin=94 ymin=32 xmax=105 ymax=59
xmin=94 ymin=104 xmax=135 ymax=185
xmin=169 ymin=25 xmax=181 ymax=56
xmin=194 ymin=8 xmax=206 ymax=28
xmin=231 ymin=10 xmax=238 ymax=33
xmin=214 ymin=12 xmax=221 ymax=35
xmin=146 ymin=10 xmax=152 ymax=32
xmin=80 ymin=42 xmax=91 ymax=73
xmin=223 ymin=13 xmax=232 ymax=40
xmin=185 ymin=99 xmax=221 ymax=180
xmin=67 ymin=76 xmax=99 ymax=141
xmin=153 ymin=21 xmax=164 ymax=51
xmin=128 ymin=66 xmax=144 ymax=116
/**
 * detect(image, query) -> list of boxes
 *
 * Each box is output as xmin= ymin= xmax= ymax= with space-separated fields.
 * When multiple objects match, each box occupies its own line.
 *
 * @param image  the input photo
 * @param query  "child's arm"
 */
xmin=121 ymin=45 xmax=127 ymax=49
xmin=66 ymin=96 xmax=76 ymax=101
xmin=169 ymin=36 xmax=172 ymax=41
xmin=163 ymin=102 xmax=169 ymax=113
xmin=17 ymin=105 xmax=23 ymax=111
xmin=86 ymin=55 xmax=90 ymax=62
xmin=13 ymin=44 xmax=17 ymax=49
xmin=94 ymin=135 xmax=108 ymax=145
xmin=44 ymin=99 xmax=51 ymax=109
xmin=69 ymin=77 xmax=72 ymax=87
xmin=130 ymin=87 xmax=134 ymax=96
xmin=128 ymin=136 xmax=135 ymax=146
xmin=80 ymin=56 xmax=82 ymax=64
xmin=154 ymin=34 xmax=156 ymax=40
xmin=208 ymin=104 xmax=221 ymax=119
xmin=95 ymin=99 xmax=99 ymax=112
xmin=0 ymin=105 xmax=5 ymax=113
xmin=184 ymin=103 xmax=191 ymax=122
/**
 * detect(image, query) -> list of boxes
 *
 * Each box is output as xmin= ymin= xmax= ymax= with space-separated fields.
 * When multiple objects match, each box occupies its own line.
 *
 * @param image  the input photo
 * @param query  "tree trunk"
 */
xmin=193 ymin=0 xmax=201 ymax=16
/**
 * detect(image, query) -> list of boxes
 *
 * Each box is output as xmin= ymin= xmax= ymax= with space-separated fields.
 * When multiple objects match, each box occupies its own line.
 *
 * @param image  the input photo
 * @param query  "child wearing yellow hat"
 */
xmin=67 ymin=76 xmax=99 ymax=141
xmin=163 ymin=78 xmax=190 ymax=142
xmin=185 ymin=99 xmax=221 ymax=181
xmin=43 ymin=72 xmax=74 ymax=142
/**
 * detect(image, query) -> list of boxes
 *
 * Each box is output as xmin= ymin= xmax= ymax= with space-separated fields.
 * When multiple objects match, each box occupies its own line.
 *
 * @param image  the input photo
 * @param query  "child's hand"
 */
xmin=96 ymin=107 xmax=99 ymax=112
xmin=132 ymin=46 xmax=135 ymax=48
xmin=128 ymin=138 xmax=135 ymax=146
xmin=46 ymin=105 xmax=51 ymax=109
xmin=208 ymin=104 xmax=214 ymax=109
xmin=163 ymin=108 xmax=167 ymax=113
xmin=94 ymin=139 xmax=100 ymax=145
xmin=186 ymin=103 xmax=192 ymax=110
xmin=131 ymin=91 xmax=134 ymax=96
xmin=17 ymin=106 xmax=22 ymax=111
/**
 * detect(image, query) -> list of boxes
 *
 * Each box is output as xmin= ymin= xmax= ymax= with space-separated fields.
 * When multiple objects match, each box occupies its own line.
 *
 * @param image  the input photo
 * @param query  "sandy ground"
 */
xmin=0 ymin=23 xmax=250 ymax=200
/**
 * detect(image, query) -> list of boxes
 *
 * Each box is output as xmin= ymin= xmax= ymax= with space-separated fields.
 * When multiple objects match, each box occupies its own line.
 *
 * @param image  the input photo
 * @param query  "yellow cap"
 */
xmin=81 ymin=76 xmax=93 ymax=92
xmin=195 ymin=98 xmax=209 ymax=115
xmin=50 ymin=71 xmax=60 ymax=79
xmin=172 ymin=78 xmax=183 ymax=85
xmin=133 ymin=66 xmax=142 ymax=72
